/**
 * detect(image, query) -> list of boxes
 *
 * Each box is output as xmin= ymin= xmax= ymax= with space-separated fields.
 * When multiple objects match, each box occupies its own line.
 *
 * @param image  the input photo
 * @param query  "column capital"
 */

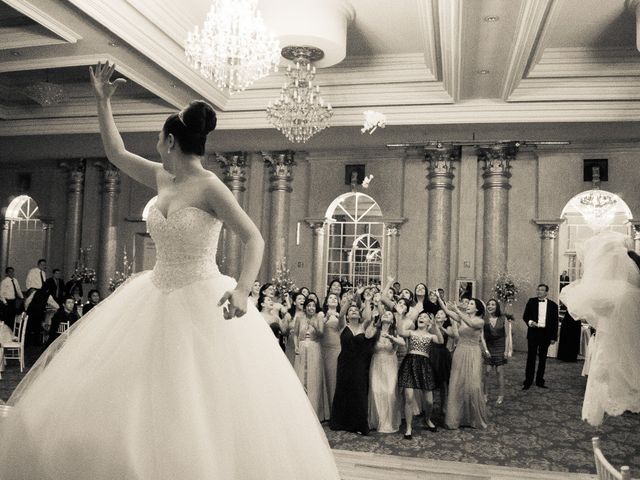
xmin=424 ymin=144 xmax=460 ymax=190
xmin=262 ymin=150 xmax=296 ymax=192
xmin=534 ymin=219 xmax=564 ymax=240
xmin=384 ymin=219 xmax=406 ymax=236
xmin=629 ymin=220 xmax=640 ymax=240
xmin=215 ymin=151 xmax=249 ymax=192
xmin=478 ymin=142 xmax=518 ymax=190
xmin=59 ymin=159 xmax=86 ymax=194
xmin=304 ymin=218 xmax=326 ymax=232
xmin=96 ymin=162 xmax=121 ymax=195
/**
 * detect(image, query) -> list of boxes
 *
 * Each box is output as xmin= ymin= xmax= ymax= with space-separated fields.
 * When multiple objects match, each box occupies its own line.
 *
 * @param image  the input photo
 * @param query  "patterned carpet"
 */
xmin=2 ymin=347 xmax=638 ymax=475
xmin=323 ymin=353 xmax=640 ymax=475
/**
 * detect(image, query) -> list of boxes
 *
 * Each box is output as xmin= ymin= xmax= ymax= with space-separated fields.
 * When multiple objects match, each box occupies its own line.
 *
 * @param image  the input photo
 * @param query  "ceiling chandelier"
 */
xmin=571 ymin=167 xmax=618 ymax=229
xmin=185 ymin=0 xmax=281 ymax=94
xmin=266 ymin=46 xmax=333 ymax=143
xmin=24 ymin=81 xmax=65 ymax=106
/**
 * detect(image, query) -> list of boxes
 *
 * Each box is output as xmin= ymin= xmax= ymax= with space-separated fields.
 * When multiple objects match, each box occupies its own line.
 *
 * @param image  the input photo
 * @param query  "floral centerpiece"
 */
xmin=492 ymin=272 xmax=524 ymax=321
xmin=73 ymin=246 xmax=97 ymax=284
xmin=109 ymin=248 xmax=133 ymax=292
xmin=271 ymin=257 xmax=296 ymax=298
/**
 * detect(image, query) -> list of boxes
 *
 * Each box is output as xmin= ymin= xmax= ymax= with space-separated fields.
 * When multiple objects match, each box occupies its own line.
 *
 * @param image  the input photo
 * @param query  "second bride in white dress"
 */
xmin=0 ymin=61 xmax=340 ymax=480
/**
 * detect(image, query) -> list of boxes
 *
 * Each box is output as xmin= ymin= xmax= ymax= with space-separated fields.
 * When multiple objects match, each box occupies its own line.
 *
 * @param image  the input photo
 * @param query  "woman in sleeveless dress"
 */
xmin=294 ymin=297 xmax=330 ymax=421
xmin=438 ymin=293 xmax=489 ymax=430
xmin=369 ymin=310 xmax=405 ymax=433
xmin=397 ymin=311 xmax=444 ymax=439
xmin=283 ymin=291 xmax=305 ymax=365
xmin=483 ymin=298 xmax=508 ymax=405
xmin=0 ymin=62 xmax=340 ymax=480
xmin=321 ymin=292 xmax=345 ymax=409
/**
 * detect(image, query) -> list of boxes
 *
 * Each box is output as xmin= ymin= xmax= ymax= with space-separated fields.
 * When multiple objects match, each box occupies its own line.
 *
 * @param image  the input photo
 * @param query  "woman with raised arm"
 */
xmin=0 ymin=62 xmax=340 ymax=480
xmin=440 ymin=292 xmax=489 ymax=430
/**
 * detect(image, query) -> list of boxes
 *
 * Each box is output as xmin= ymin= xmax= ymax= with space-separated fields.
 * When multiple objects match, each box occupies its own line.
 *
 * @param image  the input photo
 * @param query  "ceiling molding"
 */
xmin=6 ymin=100 xmax=640 ymax=136
xmin=66 ymin=0 xmax=228 ymax=108
xmin=0 ymin=25 xmax=68 ymax=50
xmin=437 ymin=0 xmax=463 ymax=101
xmin=528 ymin=47 xmax=640 ymax=77
xmin=500 ymin=0 xmax=553 ymax=100
xmin=3 ymin=0 xmax=82 ymax=43
xmin=509 ymin=77 xmax=640 ymax=102
xmin=417 ymin=0 xmax=440 ymax=81
xmin=124 ymin=0 xmax=193 ymax=47
xmin=225 ymin=82 xmax=453 ymax=111
xmin=527 ymin=0 xmax=564 ymax=68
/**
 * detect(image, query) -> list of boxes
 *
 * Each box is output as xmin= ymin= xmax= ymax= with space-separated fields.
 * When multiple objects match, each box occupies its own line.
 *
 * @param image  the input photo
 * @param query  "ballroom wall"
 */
xmin=1 ymin=143 xmax=639 ymax=351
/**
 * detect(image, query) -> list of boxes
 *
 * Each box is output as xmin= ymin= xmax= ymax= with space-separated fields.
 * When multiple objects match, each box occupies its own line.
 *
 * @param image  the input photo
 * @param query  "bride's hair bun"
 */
xmin=181 ymin=100 xmax=217 ymax=135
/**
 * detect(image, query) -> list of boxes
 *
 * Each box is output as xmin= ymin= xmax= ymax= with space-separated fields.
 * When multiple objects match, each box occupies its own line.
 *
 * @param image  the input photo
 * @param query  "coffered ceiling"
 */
xmin=2 ymin=0 xmax=640 ymax=153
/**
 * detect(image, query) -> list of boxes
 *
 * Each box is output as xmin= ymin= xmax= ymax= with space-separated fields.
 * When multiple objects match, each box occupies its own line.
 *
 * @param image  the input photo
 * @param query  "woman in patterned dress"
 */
xmin=483 ymin=298 xmax=508 ymax=405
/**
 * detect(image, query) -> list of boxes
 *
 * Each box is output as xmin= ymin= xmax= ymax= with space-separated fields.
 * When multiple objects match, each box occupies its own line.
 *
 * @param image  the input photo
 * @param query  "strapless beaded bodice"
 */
xmin=147 ymin=204 xmax=223 ymax=292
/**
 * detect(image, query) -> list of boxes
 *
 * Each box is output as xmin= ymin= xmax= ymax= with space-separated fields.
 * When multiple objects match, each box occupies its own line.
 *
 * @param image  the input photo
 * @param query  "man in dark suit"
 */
xmin=45 ymin=269 xmax=65 ymax=306
xmin=522 ymin=283 xmax=559 ymax=389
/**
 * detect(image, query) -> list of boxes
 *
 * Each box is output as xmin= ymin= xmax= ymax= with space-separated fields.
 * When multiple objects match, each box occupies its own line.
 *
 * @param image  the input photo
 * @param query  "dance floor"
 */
xmin=324 ymin=354 xmax=640 ymax=476
xmin=2 ymin=347 xmax=638 ymax=478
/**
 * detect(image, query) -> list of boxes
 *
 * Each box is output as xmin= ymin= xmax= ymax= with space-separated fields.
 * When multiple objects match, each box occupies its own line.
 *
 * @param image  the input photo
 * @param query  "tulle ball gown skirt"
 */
xmin=0 ymin=272 xmax=340 ymax=480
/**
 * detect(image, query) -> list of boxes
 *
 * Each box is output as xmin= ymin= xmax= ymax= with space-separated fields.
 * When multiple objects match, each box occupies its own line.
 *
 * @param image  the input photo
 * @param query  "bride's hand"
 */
xmin=218 ymin=288 xmax=248 ymax=319
xmin=89 ymin=61 xmax=126 ymax=100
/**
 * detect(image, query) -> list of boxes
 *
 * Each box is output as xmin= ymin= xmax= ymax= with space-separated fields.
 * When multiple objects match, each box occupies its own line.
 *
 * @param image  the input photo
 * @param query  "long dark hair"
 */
xmin=375 ymin=310 xmax=398 ymax=343
xmin=288 ymin=291 xmax=306 ymax=318
xmin=470 ymin=298 xmax=486 ymax=317
xmin=323 ymin=292 xmax=341 ymax=315
xmin=162 ymin=100 xmax=216 ymax=155
xmin=486 ymin=298 xmax=502 ymax=317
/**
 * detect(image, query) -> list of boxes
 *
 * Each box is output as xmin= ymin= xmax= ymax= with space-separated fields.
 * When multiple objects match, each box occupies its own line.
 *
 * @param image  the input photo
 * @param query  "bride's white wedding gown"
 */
xmin=0 ymin=204 xmax=340 ymax=480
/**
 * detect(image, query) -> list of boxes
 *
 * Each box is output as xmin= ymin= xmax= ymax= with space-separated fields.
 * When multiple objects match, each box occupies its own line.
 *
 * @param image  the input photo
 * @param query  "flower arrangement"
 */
xmin=109 ymin=248 xmax=133 ymax=292
xmin=492 ymin=272 xmax=526 ymax=320
xmin=73 ymin=246 xmax=97 ymax=284
xmin=361 ymin=110 xmax=386 ymax=134
xmin=271 ymin=257 xmax=296 ymax=298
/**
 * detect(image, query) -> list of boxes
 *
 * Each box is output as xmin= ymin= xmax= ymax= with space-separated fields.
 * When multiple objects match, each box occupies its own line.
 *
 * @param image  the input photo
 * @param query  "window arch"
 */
xmin=558 ymin=190 xmax=632 ymax=288
xmin=3 ymin=195 xmax=46 ymax=280
xmin=325 ymin=192 xmax=384 ymax=289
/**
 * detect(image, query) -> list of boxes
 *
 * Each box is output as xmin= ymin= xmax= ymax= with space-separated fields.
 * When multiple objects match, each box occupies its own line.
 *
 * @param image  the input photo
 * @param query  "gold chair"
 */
xmin=592 ymin=437 xmax=631 ymax=480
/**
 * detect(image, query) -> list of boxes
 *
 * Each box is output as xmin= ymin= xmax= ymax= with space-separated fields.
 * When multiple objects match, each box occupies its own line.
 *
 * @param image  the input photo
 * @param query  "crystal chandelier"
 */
xmin=185 ymin=0 xmax=281 ymax=94
xmin=266 ymin=46 xmax=333 ymax=143
xmin=24 ymin=81 xmax=65 ymax=106
xmin=571 ymin=167 xmax=618 ymax=229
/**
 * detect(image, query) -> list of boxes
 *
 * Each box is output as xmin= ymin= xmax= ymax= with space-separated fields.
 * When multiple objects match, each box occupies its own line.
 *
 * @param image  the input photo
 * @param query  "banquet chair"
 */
xmin=3 ymin=314 xmax=28 ymax=372
xmin=592 ymin=437 xmax=631 ymax=480
xmin=12 ymin=312 xmax=24 ymax=339
xmin=57 ymin=322 xmax=69 ymax=334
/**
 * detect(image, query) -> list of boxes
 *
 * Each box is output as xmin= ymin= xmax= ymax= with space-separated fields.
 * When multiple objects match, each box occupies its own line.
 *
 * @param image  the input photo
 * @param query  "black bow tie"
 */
xmin=538 ymin=299 xmax=546 ymax=302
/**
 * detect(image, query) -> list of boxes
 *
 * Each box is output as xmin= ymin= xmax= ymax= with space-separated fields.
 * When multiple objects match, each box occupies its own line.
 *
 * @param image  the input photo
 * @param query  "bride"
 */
xmin=560 ymin=230 xmax=640 ymax=426
xmin=0 ymin=62 xmax=340 ymax=480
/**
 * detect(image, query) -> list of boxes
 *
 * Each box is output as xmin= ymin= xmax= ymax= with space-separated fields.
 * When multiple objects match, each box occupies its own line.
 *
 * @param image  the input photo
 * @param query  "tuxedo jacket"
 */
xmin=45 ymin=278 xmax=65 ymax=303
xmin=522 ymin=297 xmax=559 ymax=343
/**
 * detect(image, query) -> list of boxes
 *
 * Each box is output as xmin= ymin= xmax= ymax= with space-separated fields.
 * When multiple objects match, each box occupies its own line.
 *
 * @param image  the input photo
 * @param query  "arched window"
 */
xmin=325 ymin=192 xmax=384 ymax=289
xmin=558 ymin=190 xmax=632 ymax=287
xmin=3 ymin=195 xmax=46 ymax=280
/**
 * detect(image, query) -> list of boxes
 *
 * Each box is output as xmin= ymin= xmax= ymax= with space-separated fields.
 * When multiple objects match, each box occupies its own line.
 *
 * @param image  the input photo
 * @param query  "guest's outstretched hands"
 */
xmin=89 ymin=61 xmax=126 ymax=100
xmin=218 ymin=288 xmax=248 ymax=320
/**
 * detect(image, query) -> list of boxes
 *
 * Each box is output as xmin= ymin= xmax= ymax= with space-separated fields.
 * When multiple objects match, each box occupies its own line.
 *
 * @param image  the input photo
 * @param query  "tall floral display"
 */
xmin=271 ymin=257 xmax=296 ymax=297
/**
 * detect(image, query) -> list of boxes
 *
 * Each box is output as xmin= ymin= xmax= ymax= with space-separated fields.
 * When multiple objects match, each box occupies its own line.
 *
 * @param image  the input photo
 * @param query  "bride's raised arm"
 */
xmin=207 ymin=177 xmax=265 ymax=317
xmin=91 ymin=61 xmax=163 ymax=189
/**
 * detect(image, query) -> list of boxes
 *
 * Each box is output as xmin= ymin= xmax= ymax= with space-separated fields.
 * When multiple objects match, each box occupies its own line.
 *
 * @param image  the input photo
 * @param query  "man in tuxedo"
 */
xmin=45 ymin=269 xmax=65 ymax=306
xmin=25 ymin=258 xmax=47 ymax=291
xmin=522 ymin=283 xmax=559 ymax=389
xmin=0 ymin=267 xmax=24 ymax=330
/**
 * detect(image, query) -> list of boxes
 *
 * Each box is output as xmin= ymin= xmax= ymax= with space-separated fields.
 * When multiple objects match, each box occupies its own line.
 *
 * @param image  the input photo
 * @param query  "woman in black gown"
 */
xmin=330 ymin=304 xmax=376 ymax=435
xmin=557 ymin=309 xmax=581 ymax=362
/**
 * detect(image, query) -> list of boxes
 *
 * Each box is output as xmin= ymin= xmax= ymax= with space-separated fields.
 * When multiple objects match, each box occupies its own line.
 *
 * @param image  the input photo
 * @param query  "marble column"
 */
xmin=263 ymin=151 xmax=296 ymax=280
xmin=534 ymin=220 xmax=564 ymax=297
xmin=630 ymin=220 xmax=640 ymax=253
xmin=0 ymin=219 xmax=10 ymax=274
xmin=478 ymin=143 xmax=518 ymax=299
xmin=216 ymin=152 xmax=249 ymax=278
xmin=384 ymin=222 xmax=403 ymax=280
xmin=305 ymin=219 xmax=326 ymax=295
xmin=60 ymin=160 xmax=86 ymax=279
xmin=424 ymin=145 xmax=460 ymax=292
xmin=97 ymin=163 xmax=120 ymax=296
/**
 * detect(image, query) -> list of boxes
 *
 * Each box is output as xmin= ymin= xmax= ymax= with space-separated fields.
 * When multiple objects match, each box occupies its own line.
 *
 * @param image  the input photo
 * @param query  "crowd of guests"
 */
xmin=252 ymin=276 xmax=514 ymax=439
xmin=0 ymin=258 xmax=102 ymax=347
